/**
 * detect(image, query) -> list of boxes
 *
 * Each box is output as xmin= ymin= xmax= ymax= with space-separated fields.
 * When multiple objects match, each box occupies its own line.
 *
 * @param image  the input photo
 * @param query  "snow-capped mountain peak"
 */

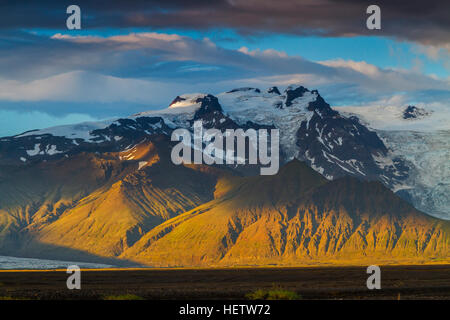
xmin=168 ymin=93 xmax=206 ymax=109
xmin=284 ymin=85 xmax=310 ymax=107
xmin=1 ymin=84 xmax=448 ymax=219
xmin=402 ymin=105 xmax=431 ymax=120
xmin=267 ymin=86 xmax=281 ymax=95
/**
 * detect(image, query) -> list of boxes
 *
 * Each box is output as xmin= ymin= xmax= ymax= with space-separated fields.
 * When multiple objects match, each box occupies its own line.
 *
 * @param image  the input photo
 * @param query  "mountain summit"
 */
xmin=0 ymin=84 xmax=448 ymax=266
xmin=1 ymin=84 xmax=448 ymax=219
xmin=121 ymin=159 xmax=449 ymax=267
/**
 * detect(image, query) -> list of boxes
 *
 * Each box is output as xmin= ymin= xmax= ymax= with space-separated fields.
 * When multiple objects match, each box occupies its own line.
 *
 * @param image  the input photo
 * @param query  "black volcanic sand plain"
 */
xmin=0 ymin=265 xmax=449 ymax=300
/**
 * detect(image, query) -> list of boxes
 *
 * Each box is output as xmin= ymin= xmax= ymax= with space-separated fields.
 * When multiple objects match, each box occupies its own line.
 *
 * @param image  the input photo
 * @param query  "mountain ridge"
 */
xmin=0 ymin=84 xmax=448 ymax=266
xmin=121 ymin=160 xmax=450 ymax=267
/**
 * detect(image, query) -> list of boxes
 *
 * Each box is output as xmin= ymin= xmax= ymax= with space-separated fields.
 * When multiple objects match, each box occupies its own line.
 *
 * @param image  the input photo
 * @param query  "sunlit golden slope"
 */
xmin=0 ymin=138 xmax=233 ymax=261
xmin=30 ymin=161 xmax=230 ymax=258
xmin=0 ymin=152 xmax=136 ymax=255
xmin=1 ymin=140 xmax=449 ymax=266
xmin=122 ymin=160 xmax=450 ymax=267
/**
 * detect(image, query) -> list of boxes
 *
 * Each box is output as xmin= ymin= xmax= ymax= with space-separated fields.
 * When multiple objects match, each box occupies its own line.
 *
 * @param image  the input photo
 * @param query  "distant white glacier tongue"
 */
xmin=0 ymin=255 xmax=113 ymax=270
xmin=377 ymin=130 xmax=450 ymax=220
xmin=337 ymin=103 xmax=450 ymax=220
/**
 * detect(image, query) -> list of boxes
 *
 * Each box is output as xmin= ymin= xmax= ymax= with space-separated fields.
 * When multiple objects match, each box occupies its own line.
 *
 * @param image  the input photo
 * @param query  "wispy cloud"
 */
xmin=0 ymin=31 xmax=448 ymax=116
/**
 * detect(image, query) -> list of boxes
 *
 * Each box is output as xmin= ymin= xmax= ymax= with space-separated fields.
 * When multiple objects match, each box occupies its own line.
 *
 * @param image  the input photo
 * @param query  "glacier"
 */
xmin=3 ymin=85 xmax=449 ymax=219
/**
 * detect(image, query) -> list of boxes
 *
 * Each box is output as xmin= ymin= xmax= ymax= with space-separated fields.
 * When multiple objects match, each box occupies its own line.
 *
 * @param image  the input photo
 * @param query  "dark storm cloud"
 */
xmin=1 ymin=0 xmax=448 ymax=46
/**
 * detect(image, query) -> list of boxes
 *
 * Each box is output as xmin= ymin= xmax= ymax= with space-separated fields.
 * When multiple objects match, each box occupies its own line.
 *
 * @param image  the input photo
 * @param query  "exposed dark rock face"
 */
xmin=0 ymin=117 xmax=173 ymax=164
xmin=0 ymin=85 xmax=409 ymax=196
xmin=193 ymin=95 xmax=223 ymax=120
xmin=169 ymin=95 xmax=186 ymax=107
xmin=267 ymin=86 xmax=281 ymax=95
xmin=403 ymin=105 xmax=430 ymax=119
xmin=285 ymin=86 xmax=309 ymax=106
xmin=90 ymin=117 xmax=173 ymax=148
xmin=306 ymin=92 xmax=338 ymax=117
xmin=296 ymin=92 xmax=408 ymax=186
xmin=191 ymin=94 xmax=275 ymax=133
xmin=227 ymin=87 xmax=261 ymax=94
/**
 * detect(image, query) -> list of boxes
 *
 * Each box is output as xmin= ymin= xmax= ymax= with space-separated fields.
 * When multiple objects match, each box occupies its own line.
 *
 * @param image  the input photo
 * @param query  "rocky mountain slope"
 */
xmin=122 ymin=160 xmax=449 ymax=266
xmin=0 ymin=135 xmax=233 ymax=262
xmin=1 ymin=85 xmax=411 ymax=191
xmin=0 ymin=84 xmax=448 ymax=266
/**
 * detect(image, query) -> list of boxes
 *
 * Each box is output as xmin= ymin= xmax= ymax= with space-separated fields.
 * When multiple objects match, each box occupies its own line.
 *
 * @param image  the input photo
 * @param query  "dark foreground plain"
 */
xmin=0 ymin=265 xmax=449 ymax=300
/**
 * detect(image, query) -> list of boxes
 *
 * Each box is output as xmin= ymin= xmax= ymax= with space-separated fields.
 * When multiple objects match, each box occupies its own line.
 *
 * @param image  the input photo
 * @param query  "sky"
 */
xmin=0 ymin=0 xmax=449 ymax=136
